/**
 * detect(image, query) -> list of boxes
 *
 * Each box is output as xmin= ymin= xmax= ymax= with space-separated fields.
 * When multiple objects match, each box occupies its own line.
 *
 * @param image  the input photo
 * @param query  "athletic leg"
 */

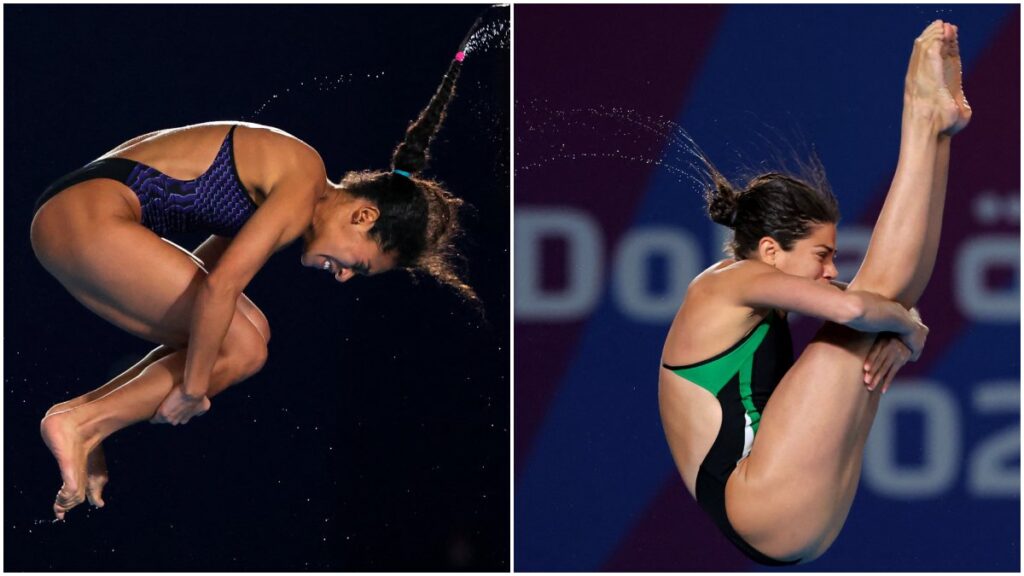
xmin=724 ymin=22 xmax=966 ymax=561
xmin=31 ymin=184 xmax=271 ymax=519
xmin=41 ymin=316 xmax=266 ymax=519
xmin=40 ymin=236 xmax=270 ymax=508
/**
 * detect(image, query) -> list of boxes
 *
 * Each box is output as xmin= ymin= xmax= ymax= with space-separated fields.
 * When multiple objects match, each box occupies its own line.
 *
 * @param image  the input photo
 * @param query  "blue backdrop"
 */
xmin=515 ymin=4 xmax=1019 ymax=571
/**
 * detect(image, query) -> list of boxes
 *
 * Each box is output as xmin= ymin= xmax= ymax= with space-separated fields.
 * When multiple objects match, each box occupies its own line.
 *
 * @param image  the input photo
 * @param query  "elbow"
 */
xmin=837 ymin=293 xmax=866 ymax=325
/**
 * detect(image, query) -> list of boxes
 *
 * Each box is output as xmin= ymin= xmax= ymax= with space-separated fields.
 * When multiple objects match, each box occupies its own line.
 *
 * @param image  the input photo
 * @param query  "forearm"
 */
xmin=846 ymin=290 xmax=918 ymax=335
xmin=193 ymin=236 xmax=232 ymax=270
xmin=183 ymin=281 xmax=238 ymax=396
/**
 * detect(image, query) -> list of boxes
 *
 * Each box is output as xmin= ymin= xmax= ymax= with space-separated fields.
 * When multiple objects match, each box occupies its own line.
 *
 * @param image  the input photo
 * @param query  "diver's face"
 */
xmin=301 ymin=196 xmax=398 ymax=283
xmin=764 ymin=223 xmax=838 ymax=285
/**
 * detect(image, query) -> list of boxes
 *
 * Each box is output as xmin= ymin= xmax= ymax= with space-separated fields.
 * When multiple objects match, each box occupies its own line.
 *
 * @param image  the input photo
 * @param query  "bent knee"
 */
xmin=234 ymin=336 xmax=268 ymax=381
xmin=238 ymin=297 xmax=271 ymax=344
xmin=221 ymin=318 xmax=269 ymax=384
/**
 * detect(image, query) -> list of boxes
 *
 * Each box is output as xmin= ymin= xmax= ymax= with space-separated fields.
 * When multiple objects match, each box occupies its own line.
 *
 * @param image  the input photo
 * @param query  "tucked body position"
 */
xmin=33 ymin=45 xmax=479 ymax=520
xmin=659 ymin=21 xmax=970 ymax=564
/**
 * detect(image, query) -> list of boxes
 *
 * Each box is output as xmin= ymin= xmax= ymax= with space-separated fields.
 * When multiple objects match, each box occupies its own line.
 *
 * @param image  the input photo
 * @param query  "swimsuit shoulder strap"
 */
xmin=663 ymin=313 xmax=774 ymax=396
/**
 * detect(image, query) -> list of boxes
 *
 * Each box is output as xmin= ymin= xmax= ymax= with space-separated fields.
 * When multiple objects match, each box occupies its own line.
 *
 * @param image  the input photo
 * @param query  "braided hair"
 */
xmin=341 ymin=24 xmax=481 ymax=302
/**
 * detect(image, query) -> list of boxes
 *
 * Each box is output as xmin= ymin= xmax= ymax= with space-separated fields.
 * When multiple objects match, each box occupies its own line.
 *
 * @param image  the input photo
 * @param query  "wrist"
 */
xmin=181 ymin=387 xmax=206 ymax=400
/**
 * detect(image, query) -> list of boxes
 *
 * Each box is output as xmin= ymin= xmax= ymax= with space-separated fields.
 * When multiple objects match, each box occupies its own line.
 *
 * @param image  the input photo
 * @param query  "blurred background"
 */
xmin=515 ymin=4 xmax=1018 ymax=571
xmin=5 ymin=4 xmax=508 ymax=571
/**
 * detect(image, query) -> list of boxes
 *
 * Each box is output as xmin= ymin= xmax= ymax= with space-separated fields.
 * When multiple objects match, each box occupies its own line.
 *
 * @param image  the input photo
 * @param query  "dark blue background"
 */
xmin=5 ymin=5 xmax=508 ymax=571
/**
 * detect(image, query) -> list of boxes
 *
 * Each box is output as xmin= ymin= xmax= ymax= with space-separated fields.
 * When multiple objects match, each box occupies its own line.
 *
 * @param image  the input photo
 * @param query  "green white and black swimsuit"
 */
xmin=663 ymin=310 xmax=798 ymax=566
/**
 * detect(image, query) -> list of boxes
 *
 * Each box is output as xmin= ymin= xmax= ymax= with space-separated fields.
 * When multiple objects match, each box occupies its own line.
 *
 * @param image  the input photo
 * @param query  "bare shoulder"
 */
xmin=231 ymin=123 xmax=327 ymax=194
xmin=714 ymin=257 xmax=775 ymax=279
xmin=687 ymin=258 xmax=763 ymax=295
xmin=236 ymin=123 xmax=325 ymax=169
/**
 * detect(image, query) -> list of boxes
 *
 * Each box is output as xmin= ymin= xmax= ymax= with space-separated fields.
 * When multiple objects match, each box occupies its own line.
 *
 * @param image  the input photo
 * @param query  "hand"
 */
xmin=899 ymin=318 xmax=929 ymax=362
xmin=863 ymin=334 xmax=912 ymax=394
xmin=151 ymin=386 xmax=211 ymax=425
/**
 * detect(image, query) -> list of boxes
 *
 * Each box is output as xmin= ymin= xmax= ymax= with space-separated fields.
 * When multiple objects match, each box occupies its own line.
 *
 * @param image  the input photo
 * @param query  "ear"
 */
xmin=757 ymin=236 xmax=780 ymax=267
xmin=351 ymin=203 xmax=381 ymax=227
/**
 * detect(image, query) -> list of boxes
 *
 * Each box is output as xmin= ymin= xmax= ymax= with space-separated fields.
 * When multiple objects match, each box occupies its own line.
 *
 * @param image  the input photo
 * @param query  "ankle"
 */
xmin=61 ymin=410 xmax=107 ymax=451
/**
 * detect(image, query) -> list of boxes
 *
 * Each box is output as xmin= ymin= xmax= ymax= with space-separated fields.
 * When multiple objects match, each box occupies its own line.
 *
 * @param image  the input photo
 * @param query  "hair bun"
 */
xmin=706 ymin=175 xmax=739 ymax=228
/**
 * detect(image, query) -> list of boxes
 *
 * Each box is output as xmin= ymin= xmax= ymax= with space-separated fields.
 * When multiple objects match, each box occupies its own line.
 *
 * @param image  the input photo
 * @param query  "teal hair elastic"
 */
xmin=392 ymin=169 xmax=412 ymax=178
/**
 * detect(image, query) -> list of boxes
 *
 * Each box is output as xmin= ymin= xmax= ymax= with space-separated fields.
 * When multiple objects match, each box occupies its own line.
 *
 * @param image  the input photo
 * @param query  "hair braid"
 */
xmin=341 ymin=12 xmax=504 ymax=308
xmin=391 ymin=59 xmax=462 ymax=174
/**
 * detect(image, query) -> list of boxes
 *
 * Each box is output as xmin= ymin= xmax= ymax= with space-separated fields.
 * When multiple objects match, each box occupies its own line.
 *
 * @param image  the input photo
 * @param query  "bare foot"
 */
xmin=85 ymin=445 xmax=109 ymax=508
xmin=906 ymin=20 xmax=960 ymax=133
xmin=45 ymin=403 xmax=110 ymax=509
xmin=940 ymin=23 xmax=971 ymax=135
xmin=40 ymin=412 xmax=90 ymax=520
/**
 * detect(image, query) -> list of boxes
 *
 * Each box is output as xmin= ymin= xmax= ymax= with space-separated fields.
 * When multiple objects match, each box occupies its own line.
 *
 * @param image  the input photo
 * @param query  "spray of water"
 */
xmin=462 ymin=17 xmax=510 ymax=57
xmin=515 ymin=99 xmax=718 ymax=192
xmin=457 ymin=4 xmax=510 ymax=60
xmin=244 ymin=70 xmax=386 ymax=121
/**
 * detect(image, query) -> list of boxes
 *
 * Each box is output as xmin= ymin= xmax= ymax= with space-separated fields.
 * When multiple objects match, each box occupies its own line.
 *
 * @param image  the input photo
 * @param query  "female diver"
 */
xmin=32 ymin=48 xmax=475 ymax=520
xmin=659 ymin=21 xmax=970 ymax=564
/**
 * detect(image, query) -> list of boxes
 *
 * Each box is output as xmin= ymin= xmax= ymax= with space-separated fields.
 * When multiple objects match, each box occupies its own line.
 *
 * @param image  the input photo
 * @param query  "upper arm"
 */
xmin=730 ymin=261 xmax=862 ymax=324
xmin=205 ymin=148 xmax=325 ymax=294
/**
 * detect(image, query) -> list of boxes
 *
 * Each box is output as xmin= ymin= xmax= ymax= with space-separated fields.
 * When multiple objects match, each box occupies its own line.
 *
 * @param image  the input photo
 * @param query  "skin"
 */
xmin=659 ymin=21 xmax=968 ymax=562
xmin=31 ymin=122 xmax=397 ymax=519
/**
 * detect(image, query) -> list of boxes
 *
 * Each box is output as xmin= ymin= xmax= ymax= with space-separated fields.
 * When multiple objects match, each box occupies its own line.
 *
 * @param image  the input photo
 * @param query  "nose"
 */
xmin=824 ymin=261 xmax=838 ymax=281
xmin=335 ymin=268 xmax=355 ymax=283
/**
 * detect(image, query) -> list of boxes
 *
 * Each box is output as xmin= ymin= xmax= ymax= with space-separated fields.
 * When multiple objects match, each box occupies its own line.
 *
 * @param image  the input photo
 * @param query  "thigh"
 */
xmin=32 ymin=183 xmax=259 ymax=348
xmin=163 ymin=236 xmax=271 ymax=344
xmin=725 ymin=323 xmax=880 ymax=560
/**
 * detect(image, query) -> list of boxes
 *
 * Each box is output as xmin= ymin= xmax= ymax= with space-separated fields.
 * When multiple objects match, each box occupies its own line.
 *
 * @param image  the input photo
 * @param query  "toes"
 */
xmin=87 ymin=476 xmax=108 ymax=508
xmin=87 ymin=491 xmax=106 ymax=508
xmin=54 ymin=485 xmax=85 ymax=518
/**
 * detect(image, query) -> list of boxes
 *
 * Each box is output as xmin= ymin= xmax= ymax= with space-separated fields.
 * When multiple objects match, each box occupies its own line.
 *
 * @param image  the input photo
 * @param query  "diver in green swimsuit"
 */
xmin=659 ymin=20 xmax=969 ymax=564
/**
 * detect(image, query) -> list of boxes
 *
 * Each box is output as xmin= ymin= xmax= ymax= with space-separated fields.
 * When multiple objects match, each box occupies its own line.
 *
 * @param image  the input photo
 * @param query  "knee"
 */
xmin=220 ymin=323 xmax=268 ymax=386
xmin=238 ymin=298 xmax=271 ymax=344
xmin=234 ymin=335 xmax=268 ymax=382
xmin=253 ymin=311 xmax=271 ymax=345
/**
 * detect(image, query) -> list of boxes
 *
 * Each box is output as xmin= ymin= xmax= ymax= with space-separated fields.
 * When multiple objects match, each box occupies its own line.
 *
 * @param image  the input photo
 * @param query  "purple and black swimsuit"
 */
xmin=35 ymin=125 xmax=258 ymax=237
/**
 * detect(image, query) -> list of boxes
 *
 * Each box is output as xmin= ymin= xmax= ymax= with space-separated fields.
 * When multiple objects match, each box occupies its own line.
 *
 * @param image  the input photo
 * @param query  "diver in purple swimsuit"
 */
xmin=31 ymin=47 xmax=478 ymax=520
xmin=36 ymin=125 xmax=258 ymax=237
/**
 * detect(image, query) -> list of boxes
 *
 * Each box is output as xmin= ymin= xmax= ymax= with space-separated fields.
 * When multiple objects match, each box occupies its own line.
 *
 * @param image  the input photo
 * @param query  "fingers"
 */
xmin=151 ymin=397 xmax=211 ymax=426
xmin=864 ymin=340 xmax=883 ymax=385
xmin=871 ymin=353 xmax=896 ymax=393
xmin=880 ymin=347 xmax=909 ymax=395
xmin=881 ymin=370 xmax=895 ymax=395
xmin=867 ymin=349 xmax=893 ymax=392
xmin=866 ymin=340 xmax=912 ymax=395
